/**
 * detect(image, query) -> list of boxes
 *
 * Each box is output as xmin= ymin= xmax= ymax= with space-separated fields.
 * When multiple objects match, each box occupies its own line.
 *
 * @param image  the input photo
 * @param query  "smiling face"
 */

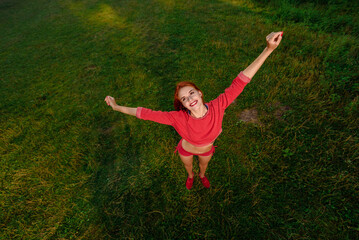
xmin=173 ymin=81 xmax=205 ymax=111
xmin=177 ymin=86 xmax=204 ymax=111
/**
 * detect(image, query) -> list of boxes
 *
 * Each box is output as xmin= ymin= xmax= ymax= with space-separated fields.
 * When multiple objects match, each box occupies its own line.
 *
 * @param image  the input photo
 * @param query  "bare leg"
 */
xmin=178 ymin=153 xmax=194 ymax=178
xmin=198 ymin=154 xmax=213 ymax=177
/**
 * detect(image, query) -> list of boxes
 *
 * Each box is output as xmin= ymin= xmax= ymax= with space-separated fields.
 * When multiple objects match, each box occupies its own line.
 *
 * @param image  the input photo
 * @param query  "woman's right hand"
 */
xmin=104 ymin=96 xmax=117 ymax=109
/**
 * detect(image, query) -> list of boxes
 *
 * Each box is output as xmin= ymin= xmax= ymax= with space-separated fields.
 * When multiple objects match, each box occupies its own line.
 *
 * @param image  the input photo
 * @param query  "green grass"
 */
xmin=1 ymin=0 xmax=358 ymax=239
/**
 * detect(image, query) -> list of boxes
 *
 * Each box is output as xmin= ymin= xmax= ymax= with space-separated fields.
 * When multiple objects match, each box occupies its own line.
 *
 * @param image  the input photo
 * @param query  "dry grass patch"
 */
xmin=238 ymin=102 xmax=291 ymax=126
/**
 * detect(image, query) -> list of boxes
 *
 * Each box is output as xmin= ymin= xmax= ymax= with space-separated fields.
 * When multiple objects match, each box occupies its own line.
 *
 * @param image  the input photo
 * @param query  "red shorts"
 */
xmin=174 ymin=139 xmax=216 ymax=157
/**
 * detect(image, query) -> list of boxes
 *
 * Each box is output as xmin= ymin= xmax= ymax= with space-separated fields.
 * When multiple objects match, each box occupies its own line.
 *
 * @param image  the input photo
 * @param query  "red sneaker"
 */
xmin=186 ymin=174 xmax=194 ymax=190
xmin=199 ymin=174 xmax=210 ymax=188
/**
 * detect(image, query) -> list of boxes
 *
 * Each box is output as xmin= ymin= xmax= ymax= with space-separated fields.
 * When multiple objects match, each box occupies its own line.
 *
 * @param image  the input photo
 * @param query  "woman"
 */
xmin=105 ymin=31 xmax=283 ymax=190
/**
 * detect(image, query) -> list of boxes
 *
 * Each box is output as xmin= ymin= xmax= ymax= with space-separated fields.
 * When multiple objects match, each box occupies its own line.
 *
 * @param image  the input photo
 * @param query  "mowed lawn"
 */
xmin=1 ymin=0 xmax=358 ymax=239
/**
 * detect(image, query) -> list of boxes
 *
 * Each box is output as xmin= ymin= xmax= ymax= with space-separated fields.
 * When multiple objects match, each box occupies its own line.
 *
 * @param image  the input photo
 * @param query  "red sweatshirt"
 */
xmin=136 ymin=72 xmax=251 ymax=147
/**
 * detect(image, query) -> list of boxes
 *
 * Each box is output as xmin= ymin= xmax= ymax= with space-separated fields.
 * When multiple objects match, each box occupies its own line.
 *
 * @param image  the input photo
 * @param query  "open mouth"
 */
xmin=190 ymin=100 xmax=198 ymax=107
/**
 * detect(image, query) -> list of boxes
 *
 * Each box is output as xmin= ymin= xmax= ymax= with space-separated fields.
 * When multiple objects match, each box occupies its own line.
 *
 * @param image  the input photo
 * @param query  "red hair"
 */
xmin=174 ymin=81 xmax=204 ymax=111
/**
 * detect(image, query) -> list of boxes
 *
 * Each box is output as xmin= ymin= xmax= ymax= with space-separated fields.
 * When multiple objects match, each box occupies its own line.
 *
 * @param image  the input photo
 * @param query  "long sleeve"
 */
xmin=211 ymin=71 xmax=251 ymax=109
xmin=136 ymin=107 xmax=179 ymax=126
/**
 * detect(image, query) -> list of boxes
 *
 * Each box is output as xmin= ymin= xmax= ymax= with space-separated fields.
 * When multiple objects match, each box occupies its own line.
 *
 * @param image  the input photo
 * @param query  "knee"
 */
xmin=199 ymin=161 xmax=209 ymax=167
xmin=183 ymin=162 xmax=193 ymax=168
xmin=198 ymin=157 xmax=212 ymax=166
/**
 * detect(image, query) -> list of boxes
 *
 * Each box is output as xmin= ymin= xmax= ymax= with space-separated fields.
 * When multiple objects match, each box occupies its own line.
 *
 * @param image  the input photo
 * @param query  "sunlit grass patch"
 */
xmin=219 ymin=0 xmax=261 ymax=11
xmin=67 ymin=1 xmax=127 ymax=29
xmin=156 ymin=0 xmax=176 ymax=9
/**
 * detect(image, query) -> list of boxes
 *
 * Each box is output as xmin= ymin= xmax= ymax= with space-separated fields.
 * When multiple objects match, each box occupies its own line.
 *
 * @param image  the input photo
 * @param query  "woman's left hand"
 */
xmin=266 ymin=31 xmax=283 ymax=51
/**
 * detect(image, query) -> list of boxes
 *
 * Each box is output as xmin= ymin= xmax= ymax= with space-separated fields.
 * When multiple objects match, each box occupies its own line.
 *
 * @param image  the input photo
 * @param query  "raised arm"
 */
xmin=242 ymin=31 xmax=283 ymax=79
xmin=104 ymin=96 xmax=137 ymax=116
